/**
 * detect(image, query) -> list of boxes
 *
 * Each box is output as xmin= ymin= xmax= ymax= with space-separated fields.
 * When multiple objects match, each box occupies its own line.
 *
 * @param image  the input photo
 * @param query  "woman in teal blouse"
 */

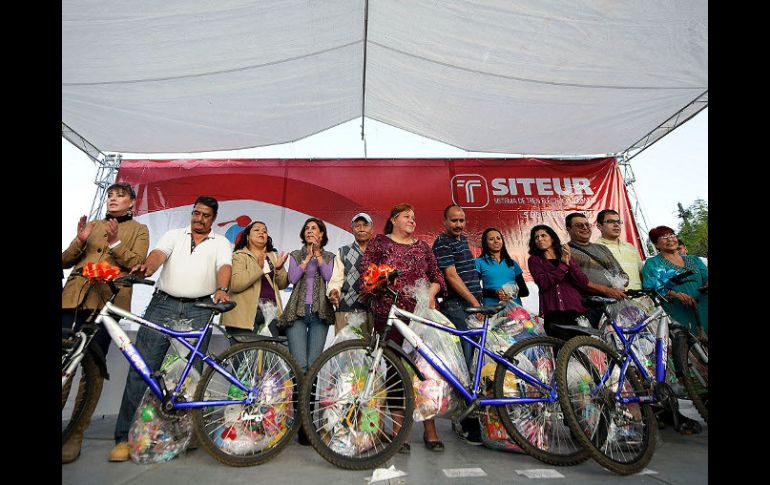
xmin=642 ymin=226 xmax=708 ymax=336
xmin=475 ymin=228 xmax=529 ymax=306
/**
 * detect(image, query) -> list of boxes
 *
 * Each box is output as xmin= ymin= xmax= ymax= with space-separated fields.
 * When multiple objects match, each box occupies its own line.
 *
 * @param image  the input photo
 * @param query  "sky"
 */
xmin=61 ymin=108 xmax=707 ymax=252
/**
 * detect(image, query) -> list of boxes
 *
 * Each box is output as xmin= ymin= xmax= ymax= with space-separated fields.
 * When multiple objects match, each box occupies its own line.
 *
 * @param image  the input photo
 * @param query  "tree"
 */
xmin=676 ymin=199 xmax=708 ymax=257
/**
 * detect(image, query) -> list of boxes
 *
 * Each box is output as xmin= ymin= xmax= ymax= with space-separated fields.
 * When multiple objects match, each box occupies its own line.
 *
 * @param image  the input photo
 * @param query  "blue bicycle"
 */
xmin=62 ymin=269 xmax=302 ymax=466
xmin=554 ymin=270 xmax=707 ymax=475
xmin=298 ymin=270 xmax=587 ymax=469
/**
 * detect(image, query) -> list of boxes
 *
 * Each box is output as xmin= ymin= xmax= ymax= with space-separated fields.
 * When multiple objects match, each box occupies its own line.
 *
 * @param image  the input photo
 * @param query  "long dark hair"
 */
xmin=301 ymin=217 xmax=329 ymax=247
xmin=383 ymin=203 xmax=414 ymax=235
xmin=528 ymin=224 xmax=562 ymax=259
xmin=480 ymin=227 xmax=515 ymax=267
xmin=234 ymin=221 xmax=276 ymax=252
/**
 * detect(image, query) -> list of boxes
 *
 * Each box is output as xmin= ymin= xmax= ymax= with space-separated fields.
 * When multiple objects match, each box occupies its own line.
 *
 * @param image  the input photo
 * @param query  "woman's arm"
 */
xmin=528 ymin=255 xmax=569 ymax=291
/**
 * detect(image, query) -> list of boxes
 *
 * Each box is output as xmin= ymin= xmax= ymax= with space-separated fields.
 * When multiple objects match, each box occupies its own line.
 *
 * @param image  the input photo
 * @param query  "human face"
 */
xmin=568 ymin=216 xmax=592 ymax=244
xmin=106 ymin=188 xmax=133 ymax=217
xmin=190 ymin=203 xmax=215 ymax=234
xmin=303 ymin=221 xmax=324 ymax=246
xmin=598 ymin=213 xmax=622 ymax=239
xmin=352 ymin=219 xmax=373 ymax=244
xmin=444 ymin=206 xmax=466 ymax=237
xmin=533 ymin=229 xmax=553 ymax=251
xmin=485 ymin=230 xmax=503 ymax=254
xmin=247 ymin=223 xmax=268 ymax=249
xmin=392 ymin=210 xmax=416 ymax=235
xmin=655 ymin=232 xmax=679 ymax=253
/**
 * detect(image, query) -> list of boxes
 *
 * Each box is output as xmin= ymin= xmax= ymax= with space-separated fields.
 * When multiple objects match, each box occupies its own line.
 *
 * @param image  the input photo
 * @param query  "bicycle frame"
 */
xmin=371 ymin=304 xmax=556 ymax=407
xmin=85 ymin=301 xmax=259 ymax=410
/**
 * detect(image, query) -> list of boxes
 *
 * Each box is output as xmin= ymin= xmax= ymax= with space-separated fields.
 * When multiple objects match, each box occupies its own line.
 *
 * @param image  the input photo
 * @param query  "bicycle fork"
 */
xmin=62 ymin=332 xmax=89 ymax=388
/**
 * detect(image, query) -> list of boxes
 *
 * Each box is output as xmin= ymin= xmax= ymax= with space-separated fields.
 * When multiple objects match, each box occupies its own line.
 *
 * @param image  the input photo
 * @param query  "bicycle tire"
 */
xmin=62 ymin=340 xmax=103 ymax=446
xmin=673 ymin=335 xmax=708 ymax=422
xmin=299 ymin=339 xmax=414 ymax=470
xmin=493 ymin=336 xmax=589 ymax=466
xmin=556 ymin=336 xmax=658 ymax=475
xmin=192 ymin=341 xmax=302 ymax=467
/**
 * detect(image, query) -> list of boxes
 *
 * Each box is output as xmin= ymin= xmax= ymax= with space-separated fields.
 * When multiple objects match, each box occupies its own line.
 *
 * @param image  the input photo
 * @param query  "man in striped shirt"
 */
xmin=432 ymin=204 xmax=484 ymax=445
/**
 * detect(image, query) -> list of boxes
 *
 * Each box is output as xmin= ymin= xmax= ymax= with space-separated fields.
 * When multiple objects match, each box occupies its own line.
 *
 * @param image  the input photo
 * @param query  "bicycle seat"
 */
xmin=464 ymin=302 xmax=505 ymax=316
xmin=194 ymin=301 xmax=237 ymax=313
xmin=582 ymin=296 xmax=617 ymax=307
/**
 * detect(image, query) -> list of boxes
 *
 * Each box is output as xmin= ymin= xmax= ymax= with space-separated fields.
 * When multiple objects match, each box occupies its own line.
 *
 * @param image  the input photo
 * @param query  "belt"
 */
xmin=155 ymin=290 xmax=210 ymax=303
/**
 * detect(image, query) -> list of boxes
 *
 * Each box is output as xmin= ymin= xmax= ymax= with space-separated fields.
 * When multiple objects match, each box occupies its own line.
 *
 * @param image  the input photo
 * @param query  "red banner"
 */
xmin=118 ymin=158 xmax=641 ymax=282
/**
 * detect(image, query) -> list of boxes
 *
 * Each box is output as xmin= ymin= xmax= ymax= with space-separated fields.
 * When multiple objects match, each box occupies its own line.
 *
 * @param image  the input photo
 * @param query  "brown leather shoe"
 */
xmin=109 ymin=442 xmax=130 ymax=462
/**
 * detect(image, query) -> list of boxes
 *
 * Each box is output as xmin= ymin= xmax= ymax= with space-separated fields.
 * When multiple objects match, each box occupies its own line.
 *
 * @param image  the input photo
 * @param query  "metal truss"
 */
xmin=61 ymin=122 xmax=122 ymax=221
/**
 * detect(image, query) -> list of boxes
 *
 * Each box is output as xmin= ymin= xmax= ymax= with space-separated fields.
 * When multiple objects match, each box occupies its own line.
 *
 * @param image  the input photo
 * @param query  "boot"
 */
xmin=62 ymin=375 xmax=104 ymax=464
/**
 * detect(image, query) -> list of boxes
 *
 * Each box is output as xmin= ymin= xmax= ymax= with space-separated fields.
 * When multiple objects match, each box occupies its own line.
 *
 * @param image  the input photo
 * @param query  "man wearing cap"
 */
xmin=108 ymin=195 xmax=232 ymax=462
xmin=327 ymin=213 xmax=375 ymax=335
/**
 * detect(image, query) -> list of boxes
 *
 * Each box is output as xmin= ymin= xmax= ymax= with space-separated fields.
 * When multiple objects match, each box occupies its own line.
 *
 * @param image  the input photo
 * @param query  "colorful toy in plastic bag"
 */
xmin=330 ymin=311 xmax=368 ymax=346
xmin=128 ymin=343 xmax=199 ymax=464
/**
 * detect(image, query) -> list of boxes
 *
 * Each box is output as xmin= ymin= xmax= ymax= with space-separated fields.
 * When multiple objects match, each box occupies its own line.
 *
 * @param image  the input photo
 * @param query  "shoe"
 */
xmin=109 ymin=442 xmax=130 ymax=462
xmin=456 ymin=418 xmax=483 ymax=446
xmin=398 ymin=442 xmax=411 ymax=454
xmin=423 ymin=435 xmax=444 ymax=452
xmin=674 ymin=416 xmax=702 ymax=435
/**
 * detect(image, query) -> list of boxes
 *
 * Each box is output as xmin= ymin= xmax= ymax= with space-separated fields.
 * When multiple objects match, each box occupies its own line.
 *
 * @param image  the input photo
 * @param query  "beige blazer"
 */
xmin=221 ymin=249 xmax=289 ymax=330
xmin=62 ymin=219 xmax=150 ymax=311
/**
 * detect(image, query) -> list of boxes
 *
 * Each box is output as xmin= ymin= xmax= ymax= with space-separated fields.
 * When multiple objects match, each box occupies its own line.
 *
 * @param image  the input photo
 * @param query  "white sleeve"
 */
xmin=326 ymin=252 xmax=345 ymax=297
xmin=214 ymin=236 xmax=233 ymax=270
xmin=154 ymin=229 xmax=180 ymax=257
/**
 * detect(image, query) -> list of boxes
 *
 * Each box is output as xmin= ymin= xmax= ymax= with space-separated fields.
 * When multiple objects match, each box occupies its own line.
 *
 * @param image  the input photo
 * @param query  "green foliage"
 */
xmin=676 ymin=199 xmax=708 ymax=257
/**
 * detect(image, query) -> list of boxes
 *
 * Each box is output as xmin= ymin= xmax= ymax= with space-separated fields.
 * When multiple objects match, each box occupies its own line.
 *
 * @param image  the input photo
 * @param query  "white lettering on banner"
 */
xmin=490 ymin=178 xmax=594 ymax=197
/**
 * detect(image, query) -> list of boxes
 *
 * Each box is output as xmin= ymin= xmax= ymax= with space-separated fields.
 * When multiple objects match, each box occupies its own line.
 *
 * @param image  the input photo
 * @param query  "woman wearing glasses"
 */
xmin=642 ymin=226 xmax=708 ymax=337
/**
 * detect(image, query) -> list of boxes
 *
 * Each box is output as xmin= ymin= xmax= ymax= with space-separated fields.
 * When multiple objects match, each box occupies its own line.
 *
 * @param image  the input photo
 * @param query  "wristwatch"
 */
xmin=217 ymin=287 xmax=229 ymax=293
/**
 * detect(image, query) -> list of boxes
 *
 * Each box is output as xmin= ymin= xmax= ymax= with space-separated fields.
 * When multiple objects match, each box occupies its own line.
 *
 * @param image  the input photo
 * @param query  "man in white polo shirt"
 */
xmin=109 ymin=195 xmax=232 ymax=462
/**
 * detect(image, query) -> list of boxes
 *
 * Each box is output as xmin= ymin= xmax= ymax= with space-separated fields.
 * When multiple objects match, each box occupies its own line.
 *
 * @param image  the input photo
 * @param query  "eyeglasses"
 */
xmin=571 ymin=222 xmax=591 ymax=230
xmin=191 ymin=210 xmax=213 ymax=219
xmin=659 ymin=233 xmax=678 ymax=241
xmin=603 ymin=219 xmax=623 ymax=225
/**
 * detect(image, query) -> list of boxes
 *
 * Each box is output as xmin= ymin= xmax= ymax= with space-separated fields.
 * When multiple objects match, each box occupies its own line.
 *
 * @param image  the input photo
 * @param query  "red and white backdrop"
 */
xmin=118 ymin=157 xmax=641 ymax=315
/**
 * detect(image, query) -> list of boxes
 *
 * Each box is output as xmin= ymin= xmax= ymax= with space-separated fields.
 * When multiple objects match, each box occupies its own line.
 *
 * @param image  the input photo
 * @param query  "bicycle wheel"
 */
xmin=493 ymin=336 xmax=589 ymax=466
xmin=673 ymin=335 xmax=708 ymax=422
xmin=556 ymin=336 xmax=657 ymax=475
xmin=62 ymin=339 xmax=103 ymax=446
xmin=300 ymin=339 xmax=413 ymax=470
xmin=192 ymin=341 xmax=302 ymax=466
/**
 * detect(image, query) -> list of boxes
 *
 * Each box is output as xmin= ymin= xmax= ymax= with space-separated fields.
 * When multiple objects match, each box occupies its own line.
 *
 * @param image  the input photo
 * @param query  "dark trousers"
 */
xmin=62 ymin=308 xmax=111 ymax=358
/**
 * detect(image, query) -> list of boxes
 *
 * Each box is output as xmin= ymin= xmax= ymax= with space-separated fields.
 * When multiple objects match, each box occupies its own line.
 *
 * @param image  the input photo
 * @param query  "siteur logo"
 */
xmin=451 ymin=174 xmax=489 ymax=208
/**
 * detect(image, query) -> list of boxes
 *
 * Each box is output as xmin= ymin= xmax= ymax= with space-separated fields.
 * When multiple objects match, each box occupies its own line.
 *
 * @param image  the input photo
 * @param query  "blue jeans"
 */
xmin=285 ymin=305 xmax=329 ymax=373
xmin=114 ymin=292 xmax=213 ymax=443
xmin=440 ymin=298 xmax=475 ymax=371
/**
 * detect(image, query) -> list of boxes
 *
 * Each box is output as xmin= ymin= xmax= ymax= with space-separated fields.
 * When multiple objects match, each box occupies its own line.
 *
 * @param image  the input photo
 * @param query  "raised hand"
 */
xmin=76 ymin=215 xmax=96 ymax=245
xmin=275 ymin=252 xmax=288 ymax=270
xmin=106 ymin=218 xmax=119 ymax=244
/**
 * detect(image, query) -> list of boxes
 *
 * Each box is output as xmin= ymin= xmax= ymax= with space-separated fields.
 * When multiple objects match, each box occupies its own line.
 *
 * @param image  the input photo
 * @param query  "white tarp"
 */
xmin=62 ymin=0 xmax=707 ymax=155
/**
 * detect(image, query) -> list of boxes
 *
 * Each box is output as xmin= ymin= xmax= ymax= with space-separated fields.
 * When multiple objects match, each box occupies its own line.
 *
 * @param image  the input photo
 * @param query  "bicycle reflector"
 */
xmin=362 ymin=263 xmax=397 ymax=292
xmin=81 ymin=261 xmax=121 ymax=281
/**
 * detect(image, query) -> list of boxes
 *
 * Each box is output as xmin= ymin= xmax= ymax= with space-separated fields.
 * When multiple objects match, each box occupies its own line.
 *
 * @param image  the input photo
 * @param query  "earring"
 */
xmin=127 ymin=207 xmax=134 ymax=217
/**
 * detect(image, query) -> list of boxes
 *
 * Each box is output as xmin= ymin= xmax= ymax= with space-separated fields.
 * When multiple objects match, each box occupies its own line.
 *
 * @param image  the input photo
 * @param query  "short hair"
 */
xmin=649 ymin=225 xmax=676 ymax=245
xmin=234 ymin=221 xmax=276 ymax=252
xmin=597 ymin=209 xmax=619 ymax=224
xmin=528 ymin=224 xmax=563 ymax=259
xmin=194 ymin=196 xmax=219 ymax=217
xmin=480 ymin=227 xmax=515 ymax=267
xmin=565 ymin=212 xmax=587 ymax=228
xmin=384 ymin=203 xmax=414 ymax=235
xmin=443 ymin=204 xmax=463 ymax=220
xmin=301 ymin=217 xmax=329 ymax=247
xmin=107 ymin=181 xmax=136 ymax=200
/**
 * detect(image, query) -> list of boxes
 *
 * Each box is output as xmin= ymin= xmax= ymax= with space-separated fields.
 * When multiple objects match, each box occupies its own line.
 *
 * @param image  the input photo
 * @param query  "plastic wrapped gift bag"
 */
xmin=600 ymin=297 xmax=685 ymax=397
xmin=330 ymin=311 xmax=368 ymax=346
xmin=404 ymin=280 xmax=470 ymax=421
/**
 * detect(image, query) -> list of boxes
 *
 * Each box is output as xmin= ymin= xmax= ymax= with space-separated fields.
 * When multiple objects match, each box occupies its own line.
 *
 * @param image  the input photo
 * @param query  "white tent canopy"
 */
xmin=62 ymin=0 xmax=707 ymax=155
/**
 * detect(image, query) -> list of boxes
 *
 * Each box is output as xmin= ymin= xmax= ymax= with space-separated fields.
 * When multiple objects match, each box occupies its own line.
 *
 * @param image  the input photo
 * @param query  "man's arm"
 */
xmin=443 ymin=265 xmax=481 ymax=307
xmin=326 ymin=252 xmax=344 ymax=305
xmin=131 ymin=249 xmax=168 ymax=277
xmin=213 ymin=264 xmax=232 ymax=303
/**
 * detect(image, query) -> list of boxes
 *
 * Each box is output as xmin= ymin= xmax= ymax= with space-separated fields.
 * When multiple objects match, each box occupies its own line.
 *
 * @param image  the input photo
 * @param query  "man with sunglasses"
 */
xmin=108 ymin=195 xmax=232 ymax=462
xmin=565 ymin=212 xmax=628 ymax=327
xmin=596 ymin=209 xmax=644 ymax=290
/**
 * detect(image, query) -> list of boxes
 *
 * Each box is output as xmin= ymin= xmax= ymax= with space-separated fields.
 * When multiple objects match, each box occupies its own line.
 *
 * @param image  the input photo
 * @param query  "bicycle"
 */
xmin=61 ymin=266 xmax=303 ymax=466
xmin=298 ymin=269 xmax=588 ymax=470
xmin=554 ymin=270 xmax=708 ymax=475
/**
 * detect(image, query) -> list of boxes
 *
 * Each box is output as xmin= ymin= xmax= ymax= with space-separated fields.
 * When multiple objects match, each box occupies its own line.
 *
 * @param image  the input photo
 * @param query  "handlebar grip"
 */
xmin=115 ymin=275 xmax=156 ymax=287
